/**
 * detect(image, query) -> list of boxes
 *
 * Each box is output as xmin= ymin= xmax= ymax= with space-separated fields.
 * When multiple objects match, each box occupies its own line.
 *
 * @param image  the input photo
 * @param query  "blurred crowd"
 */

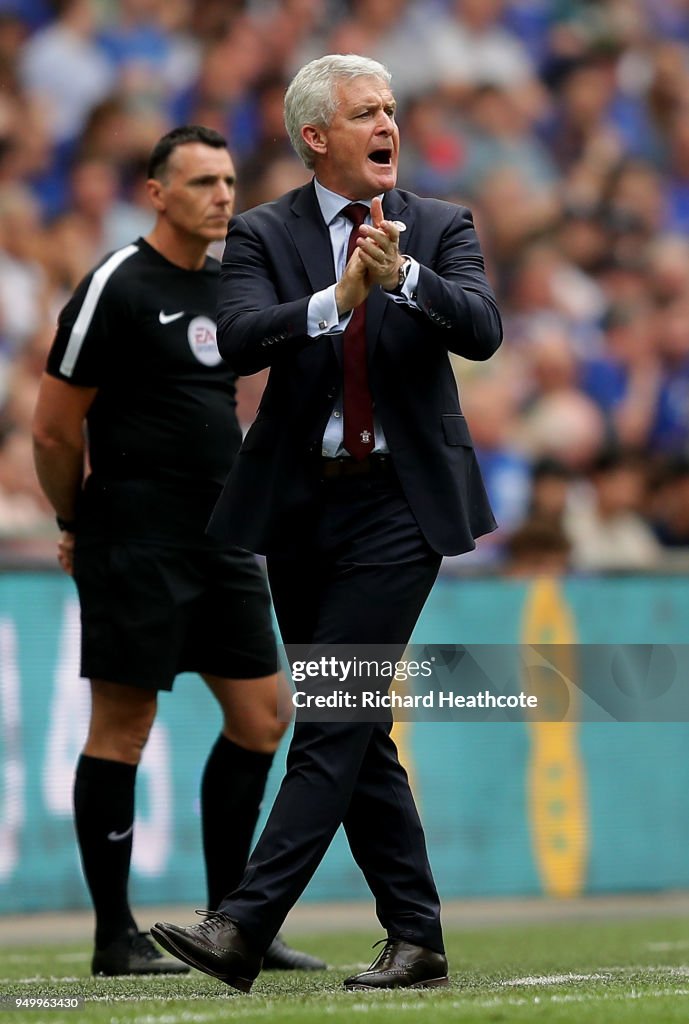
xmin=3 ymin=0 xmax=689 ymax=572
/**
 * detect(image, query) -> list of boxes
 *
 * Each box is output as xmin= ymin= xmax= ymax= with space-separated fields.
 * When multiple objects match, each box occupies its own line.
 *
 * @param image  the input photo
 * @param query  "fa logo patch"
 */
xmin=187 ymin=316 xmax=222 ymax=366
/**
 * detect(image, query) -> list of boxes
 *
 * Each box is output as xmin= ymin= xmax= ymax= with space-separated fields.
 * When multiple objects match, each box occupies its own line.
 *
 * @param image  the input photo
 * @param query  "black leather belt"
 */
xmin=321 ymin=454 xmax=395 ymax=480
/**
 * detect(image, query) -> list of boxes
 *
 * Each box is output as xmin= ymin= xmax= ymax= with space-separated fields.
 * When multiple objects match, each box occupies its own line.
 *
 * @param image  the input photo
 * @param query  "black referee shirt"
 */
xmin=46 ymin=238 xmax=243 ymax=545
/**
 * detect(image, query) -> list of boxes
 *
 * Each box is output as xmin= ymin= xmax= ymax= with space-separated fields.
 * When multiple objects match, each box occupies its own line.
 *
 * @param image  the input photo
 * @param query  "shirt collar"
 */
xmin=313 ymin=179 xmax=383 ymax=226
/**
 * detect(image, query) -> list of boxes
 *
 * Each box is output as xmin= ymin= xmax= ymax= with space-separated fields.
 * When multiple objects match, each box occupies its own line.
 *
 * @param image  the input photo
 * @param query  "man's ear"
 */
xmin=146 ymin=178 xmax=165 ymax=213
xmin=301 ymin=124 xmax=327 ymax=158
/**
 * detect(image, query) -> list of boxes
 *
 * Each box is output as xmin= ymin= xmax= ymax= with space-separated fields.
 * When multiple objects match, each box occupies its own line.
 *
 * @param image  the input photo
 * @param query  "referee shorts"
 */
xmin=73 ymin=540 xmax=279 ymax=691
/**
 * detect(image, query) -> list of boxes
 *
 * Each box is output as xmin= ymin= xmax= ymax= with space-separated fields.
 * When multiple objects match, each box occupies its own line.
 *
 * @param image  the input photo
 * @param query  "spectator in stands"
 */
xmin=4 ymin=0 xmax=689 ymax=571
xmin=647 ymin=454 xmax=689 ymax=549
xmin=652 ymin=295 xmax=689 ymax=452
xmin=0 ymin=183 xmax=48 ymax=357
xmin=564 ymin=447 xmax=664 ymax=571
xmin=504 ymin=517 xmax=572 ymax=577
xmin=432 ymin=0 xmax=546 ymax=117
xmin=580 ymin=302 xmax=662 ymax=450
xmin=460 ymin=374 xmax=531 ymax=559
xmin=395 ymin=90 xmax=467 ymax=200
xmin=647 ymin=233 xmax=689 ymax=306
xmin=19 ymin=0 xmax=114 ymax=146
xmin=460 ymin=83 xmax=558 ymax=198
xmin=324 ymin=0 xmax=438 ymax=106
xmin=0 ymin=428 xmax=51 ymax=540
xmin=528 ymin=457 xmax=572 ymax=527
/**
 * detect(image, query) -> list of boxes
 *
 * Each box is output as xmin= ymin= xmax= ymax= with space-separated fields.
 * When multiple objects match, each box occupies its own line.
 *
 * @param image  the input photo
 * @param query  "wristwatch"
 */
xmin=56 ymin=515 xmax=77 ymax=533
xmin=388 ymin=255 xmax=411 ymax=294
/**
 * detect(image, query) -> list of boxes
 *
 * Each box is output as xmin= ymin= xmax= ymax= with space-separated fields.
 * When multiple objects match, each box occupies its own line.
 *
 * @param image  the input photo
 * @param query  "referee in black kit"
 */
xmin=32 ymin=126 xmax=324 ymax=977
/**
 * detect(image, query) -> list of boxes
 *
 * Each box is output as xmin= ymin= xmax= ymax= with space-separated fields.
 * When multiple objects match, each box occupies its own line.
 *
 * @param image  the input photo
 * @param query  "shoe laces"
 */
xmin=369 ymin=937 xmax=397 ymax=969
xmin=130 ymin=931 xmax=163 ymax=962
xmin=193 ymin=909 xmax=232 ymax=940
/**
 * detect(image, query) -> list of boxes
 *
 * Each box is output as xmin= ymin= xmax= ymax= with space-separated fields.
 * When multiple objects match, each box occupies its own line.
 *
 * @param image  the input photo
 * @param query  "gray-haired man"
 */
xmin=152 ymin=54 xmax=501 ymax=992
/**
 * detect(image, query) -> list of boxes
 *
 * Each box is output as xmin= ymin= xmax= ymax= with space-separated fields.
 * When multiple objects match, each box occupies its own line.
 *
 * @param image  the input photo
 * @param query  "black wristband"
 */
xmin=56 ymin=516 xmax=77 ymax=533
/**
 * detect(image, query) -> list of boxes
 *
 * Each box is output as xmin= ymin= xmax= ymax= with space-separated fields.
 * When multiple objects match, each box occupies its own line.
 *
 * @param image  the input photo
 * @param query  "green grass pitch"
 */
xmin=1 ymin=916 xmax=689 ymax=1023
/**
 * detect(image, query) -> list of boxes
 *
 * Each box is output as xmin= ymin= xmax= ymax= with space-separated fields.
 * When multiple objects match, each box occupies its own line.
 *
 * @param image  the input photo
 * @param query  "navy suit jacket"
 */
xmin=209 ymin=182 xmax=503 ymax=556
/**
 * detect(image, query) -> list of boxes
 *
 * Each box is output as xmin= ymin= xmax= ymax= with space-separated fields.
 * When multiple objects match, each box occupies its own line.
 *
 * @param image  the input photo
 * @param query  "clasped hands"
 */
xmin=335 ymin=197 xmax=404 ymax=317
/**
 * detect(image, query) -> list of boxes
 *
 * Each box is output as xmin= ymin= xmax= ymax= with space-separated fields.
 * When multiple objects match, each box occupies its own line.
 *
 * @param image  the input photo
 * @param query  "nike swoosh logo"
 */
xmin=107 ymin=825 xmax=134 ymax=842
xmin=159 ymin=310 xmax=185 ymax=324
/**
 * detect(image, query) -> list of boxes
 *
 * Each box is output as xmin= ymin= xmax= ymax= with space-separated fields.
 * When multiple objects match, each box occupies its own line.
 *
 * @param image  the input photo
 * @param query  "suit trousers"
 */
xmin=217 ymin=468 xmax=445 ymax=953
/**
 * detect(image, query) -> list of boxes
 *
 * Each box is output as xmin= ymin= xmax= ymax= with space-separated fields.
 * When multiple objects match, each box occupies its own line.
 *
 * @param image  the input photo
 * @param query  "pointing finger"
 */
xmin=371 ymin=196 xmax=384 ymax=228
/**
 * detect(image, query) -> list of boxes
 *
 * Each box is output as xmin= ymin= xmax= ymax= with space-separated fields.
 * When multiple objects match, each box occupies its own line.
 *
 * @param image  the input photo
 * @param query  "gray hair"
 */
xmin=284 ymin=54 xmax=392 ymax=169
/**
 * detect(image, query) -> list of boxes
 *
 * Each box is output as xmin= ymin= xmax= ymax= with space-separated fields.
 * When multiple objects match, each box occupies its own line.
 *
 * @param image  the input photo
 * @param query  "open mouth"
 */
xmin=368 ymin=150 xmax=392 ymax=166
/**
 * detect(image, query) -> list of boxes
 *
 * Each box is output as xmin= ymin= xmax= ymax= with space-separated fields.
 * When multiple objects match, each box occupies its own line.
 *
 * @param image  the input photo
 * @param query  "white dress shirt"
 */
xmin=307 ymin=179 xmax=420 ymax=457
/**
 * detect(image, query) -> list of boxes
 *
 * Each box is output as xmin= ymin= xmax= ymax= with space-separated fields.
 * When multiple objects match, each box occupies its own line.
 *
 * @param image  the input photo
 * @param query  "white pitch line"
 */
xmin=87 ymin=994 xmax=221 ymax=1004
xmin=0 ymin=976 xmax=82 ymax=984
xmin=107 ymin=1015 xmax=218 ymax=1024
xmin=502 ymin=973 xmax=612 ymax=986
xmin=548 ymin=988 xmax=689 ymax=1004
xmin=612 ymin=966 xmax=689 ymax=977
xmin=501 ymin=965 xmax=689 ymax=987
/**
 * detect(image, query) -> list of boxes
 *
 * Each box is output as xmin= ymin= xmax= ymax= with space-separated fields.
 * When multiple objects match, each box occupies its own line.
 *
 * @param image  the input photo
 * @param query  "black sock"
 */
xmin=73 ymin=754 xmax=138 ymax=949
xmin=201 ymin=734 xmax=274 ymax=910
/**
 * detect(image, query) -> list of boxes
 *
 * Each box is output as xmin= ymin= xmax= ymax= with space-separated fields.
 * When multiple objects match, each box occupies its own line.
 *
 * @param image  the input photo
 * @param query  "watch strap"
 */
xmin=388 ymin=255 xmax=411 ymax=294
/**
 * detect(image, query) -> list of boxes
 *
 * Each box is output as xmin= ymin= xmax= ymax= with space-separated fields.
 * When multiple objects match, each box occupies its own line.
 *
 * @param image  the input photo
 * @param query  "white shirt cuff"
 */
xmin=307 ymin=285 xmax=352 ymax=336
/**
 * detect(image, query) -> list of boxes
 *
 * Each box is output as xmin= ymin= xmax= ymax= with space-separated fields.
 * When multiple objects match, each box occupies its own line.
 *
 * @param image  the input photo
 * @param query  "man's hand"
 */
xmin=356 ymin=197 xmax=405 ymax=292
xmin=57 ymin=530 xmax=75 ymax=576
xmin=335 ymin=246 xmax=371 ymax=317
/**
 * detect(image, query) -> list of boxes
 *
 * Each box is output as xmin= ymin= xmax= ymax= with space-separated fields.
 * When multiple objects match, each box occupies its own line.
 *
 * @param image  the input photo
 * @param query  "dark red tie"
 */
xmin=342 ymin=203 xmax=375 ymax=461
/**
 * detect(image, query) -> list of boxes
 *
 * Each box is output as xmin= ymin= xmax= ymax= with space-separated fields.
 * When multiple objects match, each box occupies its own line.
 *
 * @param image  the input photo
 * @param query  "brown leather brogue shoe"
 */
xmin=151 ymin=912 xmax=262 ymax=993
xmin=343 ymin=939 xmax=449 ymax=990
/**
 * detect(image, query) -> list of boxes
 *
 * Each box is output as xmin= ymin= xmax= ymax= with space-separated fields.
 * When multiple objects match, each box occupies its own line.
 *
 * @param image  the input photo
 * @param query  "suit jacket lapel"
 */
xmin=367 ymin=190 xmax=411 ymax=354
xmin=285 ymin=182 xmax=343 ymax=366
xmin=285 ymin=182 xmax=336 ymax=294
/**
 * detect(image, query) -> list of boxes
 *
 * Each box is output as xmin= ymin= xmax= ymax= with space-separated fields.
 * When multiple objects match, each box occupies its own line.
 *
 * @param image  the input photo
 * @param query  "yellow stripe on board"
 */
xmin=521 ymin=578 xmax=589 ymax=898
xmin=391 ymin=675 xmax=416 ymax=794
xmin=391 ymin=717 xmax=415 ymax=793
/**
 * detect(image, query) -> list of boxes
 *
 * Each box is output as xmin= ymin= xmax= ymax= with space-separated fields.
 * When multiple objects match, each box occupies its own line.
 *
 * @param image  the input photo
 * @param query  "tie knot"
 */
xmin=342 ymin=203 xmax=369 ymax=229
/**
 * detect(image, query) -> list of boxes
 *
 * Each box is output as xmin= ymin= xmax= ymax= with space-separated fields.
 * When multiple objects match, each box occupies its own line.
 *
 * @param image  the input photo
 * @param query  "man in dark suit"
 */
xmin=152 ymin=53 xmax=502 ymax=993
